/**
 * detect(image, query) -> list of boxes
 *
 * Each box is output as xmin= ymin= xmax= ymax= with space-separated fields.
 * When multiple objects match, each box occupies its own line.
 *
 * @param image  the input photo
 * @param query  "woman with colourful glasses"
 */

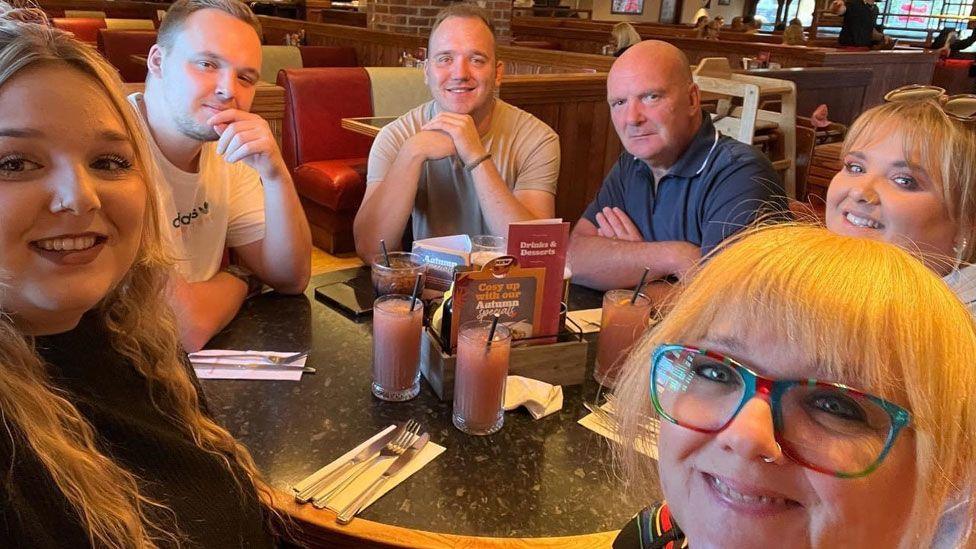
xmin=824 ymin=99 xmax=976 ymax=314
xmin=611 ymin=225 xmax=976 ymax=548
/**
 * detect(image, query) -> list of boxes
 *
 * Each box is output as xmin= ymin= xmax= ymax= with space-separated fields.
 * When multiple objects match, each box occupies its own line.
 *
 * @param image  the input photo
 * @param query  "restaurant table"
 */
xmin=341 ymin=116 xmax=398 ymax=138
xmin=200 ymin=267 xmax=659 ymax=547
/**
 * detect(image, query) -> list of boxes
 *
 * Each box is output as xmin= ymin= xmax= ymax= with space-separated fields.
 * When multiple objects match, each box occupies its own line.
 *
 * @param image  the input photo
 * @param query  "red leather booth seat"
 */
xmin=933 ymin=58 xmax=975 ymax=95
xmin=52 ymin=17 xmax=107 ymax=44
xmin=278 ymin=67 xmax=374 ymax=253
xmin=98 ymin=29 xmax=157 ymax=83
xmin=298 ymin=46 xmax=359 ymax=69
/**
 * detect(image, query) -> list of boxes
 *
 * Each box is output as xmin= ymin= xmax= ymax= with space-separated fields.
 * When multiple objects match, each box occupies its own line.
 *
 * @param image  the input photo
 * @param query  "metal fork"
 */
xmin=311 ymin=420 xmax=421 ymax=508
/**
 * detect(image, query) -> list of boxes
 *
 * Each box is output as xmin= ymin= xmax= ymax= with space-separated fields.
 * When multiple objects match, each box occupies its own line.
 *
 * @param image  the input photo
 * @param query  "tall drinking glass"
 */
xmin=469 ymin=235 xmax=507 ymax=269
xmin=452 ymin=321 xmax=512 ymax=435
xmin=594 ymin=289 xmax=652 ymax=387
xmin=372 ymin=294 xmax=423 ymax=401
xmin=371 ymin=252 xmax=426 ymax=297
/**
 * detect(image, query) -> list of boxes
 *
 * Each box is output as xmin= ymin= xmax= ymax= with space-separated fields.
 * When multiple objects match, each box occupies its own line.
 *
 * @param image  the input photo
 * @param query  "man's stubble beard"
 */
xmin=174 ymin=111 xmax=219 ymax=142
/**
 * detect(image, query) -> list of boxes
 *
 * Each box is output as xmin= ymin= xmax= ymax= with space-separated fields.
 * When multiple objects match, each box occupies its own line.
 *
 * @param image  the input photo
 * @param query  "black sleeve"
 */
xmin=953 ymin=32 xmax=976 ymax=51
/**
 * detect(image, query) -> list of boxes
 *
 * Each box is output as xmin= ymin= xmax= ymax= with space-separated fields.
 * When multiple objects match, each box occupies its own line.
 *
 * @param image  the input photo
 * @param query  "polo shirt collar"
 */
xmin=662 ymin=111 xmax=720 ymax=179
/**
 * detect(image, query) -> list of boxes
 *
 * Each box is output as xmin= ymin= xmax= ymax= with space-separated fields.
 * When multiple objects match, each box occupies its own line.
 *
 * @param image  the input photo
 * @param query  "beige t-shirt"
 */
xmin=366 ymin=99 xmax=560 ymax=240
xmin=128 ymin=93 xmax=266 ymax=282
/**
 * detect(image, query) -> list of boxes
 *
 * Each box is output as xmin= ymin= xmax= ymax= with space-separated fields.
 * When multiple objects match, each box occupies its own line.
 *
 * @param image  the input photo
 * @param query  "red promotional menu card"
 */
xmin=507 ymin=219 xmax=570 ymax=344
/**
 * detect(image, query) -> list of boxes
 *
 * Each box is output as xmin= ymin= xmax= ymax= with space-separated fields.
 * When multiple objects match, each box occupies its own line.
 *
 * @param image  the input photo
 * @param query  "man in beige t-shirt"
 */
xmin=354 ymin=5 xmax=560 ymax=260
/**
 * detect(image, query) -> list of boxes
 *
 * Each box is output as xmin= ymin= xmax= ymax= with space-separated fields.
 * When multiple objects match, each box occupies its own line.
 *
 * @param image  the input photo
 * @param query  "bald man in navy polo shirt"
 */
xmin=568 ymin=41 xmax=786 ymax=290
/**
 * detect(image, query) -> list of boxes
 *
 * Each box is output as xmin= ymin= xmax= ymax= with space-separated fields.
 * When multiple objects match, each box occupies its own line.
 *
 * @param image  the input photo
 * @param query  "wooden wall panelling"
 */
xmin=499 ymin=74 xmax=621 ymax=223
xmin=509 ymin=20 xmax=937 ymax=107
xmin=257 ymin=16 xmax=615 ymax=74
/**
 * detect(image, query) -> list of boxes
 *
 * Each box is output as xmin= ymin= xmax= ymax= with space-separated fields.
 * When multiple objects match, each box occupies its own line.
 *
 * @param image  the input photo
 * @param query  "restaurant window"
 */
xmin=755 ymin=0 xmax=976 ymax=44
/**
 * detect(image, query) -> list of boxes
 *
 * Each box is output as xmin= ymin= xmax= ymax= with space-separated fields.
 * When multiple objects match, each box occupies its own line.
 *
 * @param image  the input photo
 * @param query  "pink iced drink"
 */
xmin=372 ymin=294 xmax=423 ymax=401
xmin=452 ymin=321 xmax=512 ymax=435
xmin=594 ymin=289 xmax=652 ymax=387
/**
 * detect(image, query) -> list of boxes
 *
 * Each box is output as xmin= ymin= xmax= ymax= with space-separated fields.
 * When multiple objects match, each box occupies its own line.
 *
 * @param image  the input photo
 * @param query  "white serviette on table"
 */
xmin=578 ymin=400 xmax=659 ymax=459
xmin=292 ymin=425 xmax=445 ymax=513
xmin=188 ymin=349 xmax=308 ymax=381
xmin=503 ymin=375 xmax=563 ymax=419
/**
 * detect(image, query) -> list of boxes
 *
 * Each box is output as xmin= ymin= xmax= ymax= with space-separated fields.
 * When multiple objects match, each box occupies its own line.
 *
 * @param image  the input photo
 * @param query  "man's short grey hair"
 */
xmin=157 ymin=0 xmax=262 ymax=50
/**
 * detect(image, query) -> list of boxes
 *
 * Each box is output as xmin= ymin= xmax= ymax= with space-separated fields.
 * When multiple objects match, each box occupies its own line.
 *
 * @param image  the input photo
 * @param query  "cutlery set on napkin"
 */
xmin=292 ymin=421 xmax=445 ymax=524
xmin=188 ymin=350 xmax=311 ymax=381
xmin=578 ymin=393 xmax=659 ymax=459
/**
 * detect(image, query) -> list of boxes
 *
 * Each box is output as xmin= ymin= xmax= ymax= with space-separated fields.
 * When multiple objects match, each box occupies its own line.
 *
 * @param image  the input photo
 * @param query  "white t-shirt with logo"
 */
xmin=128 ymin=93 xmax=266 ymax=282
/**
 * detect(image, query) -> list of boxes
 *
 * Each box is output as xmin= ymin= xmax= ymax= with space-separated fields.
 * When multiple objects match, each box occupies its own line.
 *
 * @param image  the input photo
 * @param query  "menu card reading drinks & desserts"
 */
xmin=507 ymin=219 xmax=570 ymax=344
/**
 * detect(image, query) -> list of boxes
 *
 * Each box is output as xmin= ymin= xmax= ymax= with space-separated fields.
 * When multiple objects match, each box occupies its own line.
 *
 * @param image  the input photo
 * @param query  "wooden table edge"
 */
xmin=269 ymin=489 xmax=620 ymax=548
xmin=341 ymin=117 xmax=384 ymax=138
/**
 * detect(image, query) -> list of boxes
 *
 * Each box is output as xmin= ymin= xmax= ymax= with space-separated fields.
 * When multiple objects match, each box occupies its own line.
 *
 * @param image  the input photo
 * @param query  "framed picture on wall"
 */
xmin=611 ymin=0 xmax=644 ymax=15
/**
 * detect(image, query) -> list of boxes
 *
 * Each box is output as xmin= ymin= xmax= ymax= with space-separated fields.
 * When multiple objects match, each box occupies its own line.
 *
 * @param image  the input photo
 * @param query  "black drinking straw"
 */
xmin=380 ymin=239 xmax=391 ymax=267
xmin=631 ymin=267 xmax=650 ymax=304
xmin=486 ymin=313 xmax=500 ymax=346
xmin=409 ymin=274 xmax=423 ymax=311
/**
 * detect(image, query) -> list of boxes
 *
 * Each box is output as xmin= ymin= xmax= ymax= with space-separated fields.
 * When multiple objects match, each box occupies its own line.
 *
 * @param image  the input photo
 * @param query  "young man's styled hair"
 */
xmin=157 ymin=0 xmax=262 ymax=50
xmin=428 ymin=3 xmax=495 ymax=52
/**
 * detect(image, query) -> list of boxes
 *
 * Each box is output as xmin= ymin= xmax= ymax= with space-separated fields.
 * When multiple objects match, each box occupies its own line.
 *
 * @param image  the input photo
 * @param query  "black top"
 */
xmin=838 ymin=0 xmax=879 ymax=47
xmin=0 ymin=313 xmax=275 ymax=548
xmin=581 ymin=113 xmax=786 ymax=255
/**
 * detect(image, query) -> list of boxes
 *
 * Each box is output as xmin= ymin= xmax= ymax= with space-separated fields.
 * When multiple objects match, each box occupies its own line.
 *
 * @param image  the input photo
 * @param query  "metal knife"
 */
xmin=336 ymin=432 xmax=431 ymax=524
xmin=293 ymin=426 xmax=402 ymax=502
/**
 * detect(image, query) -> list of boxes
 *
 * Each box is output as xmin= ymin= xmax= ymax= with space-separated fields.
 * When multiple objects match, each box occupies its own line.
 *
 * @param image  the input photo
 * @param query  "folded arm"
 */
xmin=568 ymin=215 xmax=701 ymax=291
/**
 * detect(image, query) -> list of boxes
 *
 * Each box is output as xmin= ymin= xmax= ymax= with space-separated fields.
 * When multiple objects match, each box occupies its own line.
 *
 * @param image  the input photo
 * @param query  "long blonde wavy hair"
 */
xmin=0 ymin=6 xmax=274 ymax=548
xmin=841 ymin=100 xmax=976 ymax=266
xmin=613 ymin=225 xmax=976 ymax=548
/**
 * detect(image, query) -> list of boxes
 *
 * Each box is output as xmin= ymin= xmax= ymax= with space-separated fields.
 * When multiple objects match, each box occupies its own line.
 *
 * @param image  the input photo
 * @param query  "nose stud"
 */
xmin=761 ymin=442 xmax=782 ymax=464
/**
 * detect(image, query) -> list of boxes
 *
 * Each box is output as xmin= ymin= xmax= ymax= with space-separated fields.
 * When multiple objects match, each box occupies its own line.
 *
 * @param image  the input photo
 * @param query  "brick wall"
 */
xmin=368 ymin=0 xmax=512 ymax=37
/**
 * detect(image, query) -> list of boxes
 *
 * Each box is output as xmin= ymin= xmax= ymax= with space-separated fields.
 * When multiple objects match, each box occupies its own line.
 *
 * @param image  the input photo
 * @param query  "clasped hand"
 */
xmin=208 ymin=109 xmax=287 ymax=181
xmin=411 ymin=112 xmax=487 ymax=165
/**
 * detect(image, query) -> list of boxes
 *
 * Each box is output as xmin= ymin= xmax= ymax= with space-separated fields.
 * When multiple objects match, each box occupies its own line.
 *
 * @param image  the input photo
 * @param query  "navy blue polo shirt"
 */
xmin=582 ymin=114 xmax=786 ymax=255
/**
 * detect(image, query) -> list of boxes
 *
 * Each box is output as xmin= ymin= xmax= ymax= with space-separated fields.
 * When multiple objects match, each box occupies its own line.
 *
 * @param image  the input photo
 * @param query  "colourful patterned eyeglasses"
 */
xmin=650 ymin=344 xmax=911 ymax=478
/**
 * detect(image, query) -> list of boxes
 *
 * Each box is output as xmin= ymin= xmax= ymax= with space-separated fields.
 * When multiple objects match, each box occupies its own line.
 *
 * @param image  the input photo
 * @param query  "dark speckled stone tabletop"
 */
xmin=201 ymin=268 xmax=658 ymax=538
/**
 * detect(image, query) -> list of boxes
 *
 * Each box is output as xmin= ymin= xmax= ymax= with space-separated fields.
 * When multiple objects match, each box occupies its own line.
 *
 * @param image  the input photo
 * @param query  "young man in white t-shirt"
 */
xmin=135 ymin=0 xmax=311 ymax=351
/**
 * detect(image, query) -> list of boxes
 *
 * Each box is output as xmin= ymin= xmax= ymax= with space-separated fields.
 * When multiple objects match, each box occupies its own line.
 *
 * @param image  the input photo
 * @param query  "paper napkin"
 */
xmin=566 ymin=308 xmax=602 ymax=333
xmin=503 ymin=375 xmax=563 ymax=419
xmin=293 ymin=425 xmax=446 ymax=514
xmin=578 ymin=402 xmax=659 ymax=459
xmin=188 ymin=350 xmax=308 ymax=381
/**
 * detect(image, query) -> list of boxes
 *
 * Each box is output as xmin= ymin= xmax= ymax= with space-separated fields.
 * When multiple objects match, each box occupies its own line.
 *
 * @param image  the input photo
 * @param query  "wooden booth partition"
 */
xmin=499 ymin=73 xmax=621 ymax=223
xmin=509 ymin=20 xmax=937 ymax=107
xmin=37 ymin=0 xmax=162 ymax=21
xmin=745 ymin=67 xmax=872 ymax=125
xmin=258 ymin=16 xmax=614 ymax=74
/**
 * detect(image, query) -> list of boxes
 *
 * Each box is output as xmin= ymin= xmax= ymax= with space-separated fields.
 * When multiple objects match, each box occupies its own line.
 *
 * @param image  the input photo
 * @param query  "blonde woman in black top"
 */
xmin=0 ymin=6 xmax=277 ymax=547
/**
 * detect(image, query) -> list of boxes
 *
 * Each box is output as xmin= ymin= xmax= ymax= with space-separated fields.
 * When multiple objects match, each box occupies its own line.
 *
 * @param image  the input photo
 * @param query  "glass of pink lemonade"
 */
xmin=371 ymin=252 xmax=426 ymax=297
xmin=372 ymin=294 xmax=423 ymax=401
xmin=452 ymin=320 xmax=512 ymax=435
xmin=594 ymin=289 xmax=652 ymax=387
